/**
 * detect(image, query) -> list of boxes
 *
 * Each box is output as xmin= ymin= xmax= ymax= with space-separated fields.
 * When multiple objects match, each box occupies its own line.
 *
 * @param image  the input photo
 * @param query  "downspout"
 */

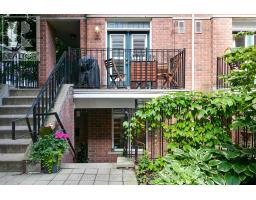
xmin=192 ymin=14 xmax=195 ymax=90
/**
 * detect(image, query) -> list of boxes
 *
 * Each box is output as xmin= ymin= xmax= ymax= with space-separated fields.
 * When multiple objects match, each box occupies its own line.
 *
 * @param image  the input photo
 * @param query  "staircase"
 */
xmin=0 ymin=88 xmax=39 ymax=172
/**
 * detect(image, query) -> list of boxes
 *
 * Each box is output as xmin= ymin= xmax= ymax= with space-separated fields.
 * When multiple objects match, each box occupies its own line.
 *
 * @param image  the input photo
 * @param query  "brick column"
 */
xmin=39 ymin=20 xmax=56 ymax=86
xmin=211 ymin=18 xmax=233 ymax=89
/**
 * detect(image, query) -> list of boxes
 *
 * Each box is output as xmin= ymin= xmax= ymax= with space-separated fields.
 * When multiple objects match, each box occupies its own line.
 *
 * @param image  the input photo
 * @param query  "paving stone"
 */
xmin=25 ymin=174 xmax=43 ymax=180
xmin=5 ymin=175 xmax=27 ymax=185
xmin=53 ymin=173 xmax=70 ymax=181
xmin=110 ymin=174 xmax=123 ymax=182
xmin=67 ymin=173 xmax=83 ymax=181
xmin=110 ymin=169 xmax=123 ymax=175
xmin=109 ymin=181 xmax=123 ymax=185
xmin=0 ymin=172 xmax=7 ymax=179
xmin=95 ymin=174 xmax=109 ymax=181
xmin=20 ymin=179 xmax=37 ymax=185
xmin=0 ymin=175 xmax=14 ymax=184
xmin=123 ymin=169 xmax=135 ymax=175
xmin=97 ymin=168 xmax=110 ymax=174
xmin=94 ymin=181 xmax=108 ymax=185
xmin=49 ymin=180 xmax=65 ymax=185
xmin=72 ymin=168 xmax=86 ymax=174
xmin=33 ymin=180 xmax=50 ymax=185
xmin=79 ymin=180 xmax=94 ymax=185
xmin=84 ymin=168 xmax=98 ymax=174
xmin=38 ymin=173 xmax=57 ymax=181
xmin=81 ymin=174 xmax=96 ymax=181
xmin=124 ymin=180 xmax=138 ymax=185
xmin=123 ymin=175 xmax=137 ymax=182
xmin=64 ymin=180 xmax=79 ymax=185
xmin=59 ymin=169 xmax=73 ymax=174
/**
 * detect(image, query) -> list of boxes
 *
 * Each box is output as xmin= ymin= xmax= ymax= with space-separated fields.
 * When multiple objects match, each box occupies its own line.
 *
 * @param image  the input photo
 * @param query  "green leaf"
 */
xmin=212 ymin=175 xmax=226 ymax=185
xmin=209 ymin=160 xmax=222 ymax=166
xmin=206 ymin=179 xmax=215 ymax=185
xmin=248 ymin=163 xmax=256 ymax=174
xmin=217 ymin=161 xmax=232 ymax=172
xmin=223 ymin=151 xmax=240 ymax=160
xmin=232 ymin=163 xmax=247 ymax=174
xmin=245 ymin=96 xmax=253 ymax=101
xmin=225 ymin=174 xmax=241 ymax=185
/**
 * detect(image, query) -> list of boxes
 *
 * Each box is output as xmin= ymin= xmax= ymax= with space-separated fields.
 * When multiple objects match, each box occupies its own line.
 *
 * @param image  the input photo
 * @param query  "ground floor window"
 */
xmin=112 ymin=108 xmax=126 ymax=150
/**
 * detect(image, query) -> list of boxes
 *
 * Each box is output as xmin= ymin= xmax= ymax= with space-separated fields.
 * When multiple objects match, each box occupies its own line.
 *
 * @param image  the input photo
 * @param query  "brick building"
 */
xmin=35 ymin=14 xmax=256 ymax=162
xmin=1 ymin=14 xmax=256 ymax=168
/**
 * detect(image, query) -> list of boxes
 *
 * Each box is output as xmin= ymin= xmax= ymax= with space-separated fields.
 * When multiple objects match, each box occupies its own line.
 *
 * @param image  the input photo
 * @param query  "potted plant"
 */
xmin=30 ymin=125 xmax=70 ymax=173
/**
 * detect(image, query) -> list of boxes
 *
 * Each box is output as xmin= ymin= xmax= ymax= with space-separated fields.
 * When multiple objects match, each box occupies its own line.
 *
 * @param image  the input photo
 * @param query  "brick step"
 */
xmin=0 ymin=153 xmax=25 ymax=172
xmin=9 ymin=88 xmax=40 ymax=97
xmin=0 ymin=115 xmax=33 ymax=126
xmin=0 ymin=139 xmax=31 ymax=153
xmin=0 ymin=105 xmax=31 ymax=115
xmin=0 ymin=126 xmax=31 ymax=139
xmin=2 ymin=96 xmax=36 ymax=105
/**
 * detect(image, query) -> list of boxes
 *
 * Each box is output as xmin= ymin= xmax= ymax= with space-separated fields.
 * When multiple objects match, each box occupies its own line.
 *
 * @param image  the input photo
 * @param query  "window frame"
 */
xmin=195 ymin=20 xmax=202 ymax=33
xmin=177 ymin=20 xmax=185 ymax=33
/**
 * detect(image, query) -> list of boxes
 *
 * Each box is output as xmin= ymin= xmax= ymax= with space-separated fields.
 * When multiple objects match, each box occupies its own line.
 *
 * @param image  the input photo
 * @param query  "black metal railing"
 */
xmin=216 ymin=57 xmax=231 ymax=89
xmin=11 ymin=51 xmax=76 ymax=160
xmin=69 ymin=48 xmax=186 ymax=89
xmin=0 ymin=60 xmax=39 ymax=88
xmin=233 ymin=128 xmax=256 ymax=148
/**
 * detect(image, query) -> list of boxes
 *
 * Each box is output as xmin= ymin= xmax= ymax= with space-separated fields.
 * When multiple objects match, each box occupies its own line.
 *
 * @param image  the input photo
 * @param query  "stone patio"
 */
xmin=0 ymin=163 xmax=138 ymax=185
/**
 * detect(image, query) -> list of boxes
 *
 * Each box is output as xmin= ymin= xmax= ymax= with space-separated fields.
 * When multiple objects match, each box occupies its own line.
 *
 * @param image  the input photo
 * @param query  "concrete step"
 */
xmin=2 ymin=96 xmax=36 ymax=105
xmin=0 ymin=153 xmax=25 ymax=172
xmin=116 ymin=157 xmax=135 ymax=169
xmin=0 ymin=105 xmax=31 ymax=115
xmin=0 ymin=139 xmax=31 ymax=153
xmin=9 ymin=88 xmax=40 ymax=97
xmin=0 ymin=115 xmax=33 ymax=126
xmin=0 ymin=126 xmax=30 ymax=139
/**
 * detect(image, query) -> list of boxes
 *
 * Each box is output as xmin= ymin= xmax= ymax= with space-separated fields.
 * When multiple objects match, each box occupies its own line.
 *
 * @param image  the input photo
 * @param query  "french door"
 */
xmin=108 ymin=32 xmax=149 ymax=87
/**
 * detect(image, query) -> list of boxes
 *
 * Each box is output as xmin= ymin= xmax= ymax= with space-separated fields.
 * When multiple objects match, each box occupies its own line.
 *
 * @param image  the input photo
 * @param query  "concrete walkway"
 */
xmin=0 ymin=163 xmax=138 ymax=185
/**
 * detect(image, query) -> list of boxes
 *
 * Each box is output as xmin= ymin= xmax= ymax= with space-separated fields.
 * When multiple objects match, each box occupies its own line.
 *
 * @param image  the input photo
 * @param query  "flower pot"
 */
xmin=41 ymin=162 xmax=61 ymax=174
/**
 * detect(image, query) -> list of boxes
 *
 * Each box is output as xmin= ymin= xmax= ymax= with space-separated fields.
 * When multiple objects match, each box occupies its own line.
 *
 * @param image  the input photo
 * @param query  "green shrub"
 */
xmin=151 ymin=146 xmax=256 ymax=185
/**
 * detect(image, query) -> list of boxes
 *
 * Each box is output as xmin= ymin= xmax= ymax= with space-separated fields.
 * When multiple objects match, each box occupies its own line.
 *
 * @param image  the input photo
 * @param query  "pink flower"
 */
xmin=54 ymin=131 xmax=70 ymax=139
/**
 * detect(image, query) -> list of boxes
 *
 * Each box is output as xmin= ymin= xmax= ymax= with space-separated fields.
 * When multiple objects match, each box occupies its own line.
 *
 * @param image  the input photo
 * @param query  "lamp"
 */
xmin=94 ymin=25 xmax=101 ymax=40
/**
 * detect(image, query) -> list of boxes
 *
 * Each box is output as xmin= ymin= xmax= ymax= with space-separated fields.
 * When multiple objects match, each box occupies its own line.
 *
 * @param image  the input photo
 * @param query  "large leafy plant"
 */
xmin=126 ymin=91 xmax=241 ymax=151
xmin=30 ymin=128 xmax=69 ymax=173
xmin=151 ymin=146 xmax=256 ymax=185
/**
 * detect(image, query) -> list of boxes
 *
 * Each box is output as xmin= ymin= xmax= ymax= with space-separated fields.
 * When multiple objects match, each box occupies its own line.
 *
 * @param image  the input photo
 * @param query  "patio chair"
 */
xmin=157 ymin=56 xmax=179 ymax=88
xmin=104 ymin=58 xmax=125 ymax=88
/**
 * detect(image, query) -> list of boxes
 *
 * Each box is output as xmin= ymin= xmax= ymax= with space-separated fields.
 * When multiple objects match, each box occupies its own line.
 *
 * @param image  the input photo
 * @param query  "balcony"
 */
xmin=69 ymin=48 xmax=186 ymax=90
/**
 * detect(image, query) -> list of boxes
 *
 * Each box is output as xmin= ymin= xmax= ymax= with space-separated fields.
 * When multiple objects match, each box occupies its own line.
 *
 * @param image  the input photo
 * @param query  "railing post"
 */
xmin=11 ymin=121 xmax=16 ymax=140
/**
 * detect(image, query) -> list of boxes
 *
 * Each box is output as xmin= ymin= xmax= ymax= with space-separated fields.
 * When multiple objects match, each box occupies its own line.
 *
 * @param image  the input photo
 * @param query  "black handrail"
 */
xmin=11 ymin=51 xmax=69 ymax=142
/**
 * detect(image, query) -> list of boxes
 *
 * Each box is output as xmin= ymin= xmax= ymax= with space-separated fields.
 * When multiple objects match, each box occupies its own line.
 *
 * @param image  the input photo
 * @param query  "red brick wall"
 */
xmin=87 ymin=109 xmax=117 ymax=163
xmin=39 ymin=20 xmax=56 ymax=86
xmin=173 ymin=19 xmax=192 ymax=89
xmin=80 ymin=19 xmax=87 ymax=49
xmin=194 ymin=19 xmax=212 ymax=91
xmin=152 ymin=18 xmax=173 ymax=49
xmin=59 ymin=86 xmax=75 ymax=163
xmin=211 ymin=18 xmax=233 ymax=89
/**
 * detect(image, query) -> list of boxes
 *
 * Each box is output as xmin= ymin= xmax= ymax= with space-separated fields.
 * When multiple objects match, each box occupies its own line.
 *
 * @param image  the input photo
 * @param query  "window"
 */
xmin=177 ymin=21 xmax=185 ymax=33
xmin=112 ymin=109 xmax=126 ymax=150
xmin=233 ymin=32 xmax=255 ymax=47
xmin=131 ymin=34 xmax=147 ymax=59
xmin=195 ymin=21 xmax=202 ymax=33
xmin=245 ymin=35 xmax=254 ymax=47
